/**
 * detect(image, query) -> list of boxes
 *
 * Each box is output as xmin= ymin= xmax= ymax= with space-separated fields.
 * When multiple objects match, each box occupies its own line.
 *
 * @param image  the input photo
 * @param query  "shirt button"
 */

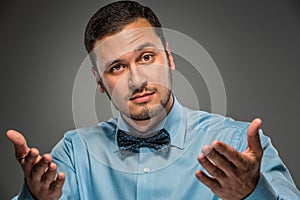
xmin=144 ymin=167 xmax=150 ymax=173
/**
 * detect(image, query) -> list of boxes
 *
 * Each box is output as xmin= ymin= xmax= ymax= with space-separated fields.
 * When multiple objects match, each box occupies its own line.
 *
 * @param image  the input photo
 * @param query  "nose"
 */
xmin=128 ymin=64 xmax=147 ymax=91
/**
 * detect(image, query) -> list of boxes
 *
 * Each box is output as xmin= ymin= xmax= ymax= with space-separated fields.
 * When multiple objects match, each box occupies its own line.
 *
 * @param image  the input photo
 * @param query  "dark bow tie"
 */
xmin=117 ymin=128 xmax=171 ymax=153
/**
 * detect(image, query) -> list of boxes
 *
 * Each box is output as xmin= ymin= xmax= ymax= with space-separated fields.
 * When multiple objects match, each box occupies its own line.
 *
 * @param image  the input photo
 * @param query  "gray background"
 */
xmin=1 ymin=0 xmax=299 ymax=199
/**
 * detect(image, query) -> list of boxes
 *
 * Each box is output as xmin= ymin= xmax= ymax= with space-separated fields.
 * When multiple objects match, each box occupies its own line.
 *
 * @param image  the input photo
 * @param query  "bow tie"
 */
xmin=117 ymin=128 xmax=171 ymax=153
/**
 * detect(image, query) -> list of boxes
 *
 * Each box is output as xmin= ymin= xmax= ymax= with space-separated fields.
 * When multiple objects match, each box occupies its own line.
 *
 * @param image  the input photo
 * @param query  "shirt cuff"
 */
xmin=245 ymin=174 xmax=277 ymax=200
xmin=15 ymin=180 xmax=35 ymax=200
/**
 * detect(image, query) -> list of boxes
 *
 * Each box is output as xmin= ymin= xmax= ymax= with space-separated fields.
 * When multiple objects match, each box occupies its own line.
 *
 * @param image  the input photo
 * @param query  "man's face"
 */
xmin=92 ymin=18 xmax=175 ymax=121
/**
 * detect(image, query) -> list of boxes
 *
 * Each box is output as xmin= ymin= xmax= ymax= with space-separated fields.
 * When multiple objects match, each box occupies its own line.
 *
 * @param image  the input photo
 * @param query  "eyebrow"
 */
xmin=135 ymin=42 xmax=156 ymax=51
xmin=103 ymin=42 xmax=157 ymax=69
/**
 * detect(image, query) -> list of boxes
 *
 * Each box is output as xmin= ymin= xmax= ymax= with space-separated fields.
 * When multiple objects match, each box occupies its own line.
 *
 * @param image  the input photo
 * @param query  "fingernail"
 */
xmin=197 ymin=171 xmax=203 ymax=178
xmin=213 ymin=144 xmax=221 ymax=151
xmin=198 ymin=154 xmax=207 ymax=163
xmin=202 ymin=145 xmax=212 ymax=155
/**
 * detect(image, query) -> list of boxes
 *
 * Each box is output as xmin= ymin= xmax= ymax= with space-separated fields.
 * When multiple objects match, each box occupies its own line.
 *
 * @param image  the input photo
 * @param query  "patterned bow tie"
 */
xmin=117 ymin=128 xmax=171 ymax=153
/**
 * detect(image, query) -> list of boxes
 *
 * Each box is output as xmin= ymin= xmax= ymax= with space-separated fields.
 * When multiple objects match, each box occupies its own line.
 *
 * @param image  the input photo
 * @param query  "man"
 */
xmin=7 ymin=1 xmax=300 ymax=199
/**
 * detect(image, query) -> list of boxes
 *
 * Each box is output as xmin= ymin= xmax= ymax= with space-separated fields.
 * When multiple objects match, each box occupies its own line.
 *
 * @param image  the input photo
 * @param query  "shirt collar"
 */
xmin=113 ymin=95 xmax=187 ymax=152
xmin=163 ymin=95 xmax=186 ymax=149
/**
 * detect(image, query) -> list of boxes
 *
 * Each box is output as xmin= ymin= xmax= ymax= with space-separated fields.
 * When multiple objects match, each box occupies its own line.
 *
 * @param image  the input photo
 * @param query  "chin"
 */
xmin=129 ymin=104 xmax=165 ymax=120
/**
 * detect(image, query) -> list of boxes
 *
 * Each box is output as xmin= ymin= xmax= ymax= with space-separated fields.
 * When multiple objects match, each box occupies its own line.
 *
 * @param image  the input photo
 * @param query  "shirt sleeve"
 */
xmin=11 ymin=180 xmax=35 ymax=200
xmin=51 ymin=131 xmax=80 ymax=200
xmin=241 ymin=129 xmax=300 ymax=199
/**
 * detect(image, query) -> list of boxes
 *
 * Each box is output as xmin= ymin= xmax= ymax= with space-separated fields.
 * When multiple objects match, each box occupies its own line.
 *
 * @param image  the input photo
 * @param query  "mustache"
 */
xmin=127 ymin=84 xmax=157 ymax=100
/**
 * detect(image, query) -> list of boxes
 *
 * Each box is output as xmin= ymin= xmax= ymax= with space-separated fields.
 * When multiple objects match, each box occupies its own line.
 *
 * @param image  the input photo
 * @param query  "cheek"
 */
xmin=103 ymin=76 xmax=129 ymax=98
xmin=146 ymin=65 xmax=171 ymax=88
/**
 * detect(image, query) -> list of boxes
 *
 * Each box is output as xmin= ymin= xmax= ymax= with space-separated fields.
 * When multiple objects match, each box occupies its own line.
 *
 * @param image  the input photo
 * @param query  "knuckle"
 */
xmin=42 ymin=173 xmax=51 ymax=182
xmin=208 ymin=149 xmax=217 ymax=158
xmin=231 ymin=167 xmax=239 ymax=177
xmin=210 ymin=181 xmax=221 ymax=193
xmin=31 ymin=164 xmax=41 ymax=174
xmin=45 ymin=173 xmax=56 ymax=183
xmin=212 ymin=166 xmax=218 ymax=175
xmin=232 ymin=149 xmax=239 ymax=158
xmin=50 ymin=181 xmax=63 ymax=194
xmin=211 ymin=166 xmax=222 ymax=178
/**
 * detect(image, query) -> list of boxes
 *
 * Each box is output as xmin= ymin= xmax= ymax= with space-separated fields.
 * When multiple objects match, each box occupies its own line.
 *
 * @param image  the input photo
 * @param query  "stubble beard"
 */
xmin=126 ymin=88 xmax=172 ymax=121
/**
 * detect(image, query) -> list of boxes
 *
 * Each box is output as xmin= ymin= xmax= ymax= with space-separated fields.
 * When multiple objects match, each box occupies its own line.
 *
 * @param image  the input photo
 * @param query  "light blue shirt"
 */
xmin=16 ymin=98 xmax=300 ymax=199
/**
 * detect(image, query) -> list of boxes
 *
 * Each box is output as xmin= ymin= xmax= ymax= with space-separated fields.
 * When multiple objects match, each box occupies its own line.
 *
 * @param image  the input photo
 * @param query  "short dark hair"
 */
xmin=84 ymin=0 xmax=166 ymax=55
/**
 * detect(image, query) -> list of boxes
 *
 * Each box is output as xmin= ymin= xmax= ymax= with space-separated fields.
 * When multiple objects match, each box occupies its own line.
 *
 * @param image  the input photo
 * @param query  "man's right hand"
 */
xmin=7 ymin=130 xmax=65 ymax=200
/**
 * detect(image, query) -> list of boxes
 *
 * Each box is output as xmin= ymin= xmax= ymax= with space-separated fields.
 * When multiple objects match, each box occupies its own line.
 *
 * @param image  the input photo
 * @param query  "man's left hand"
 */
xmin=195 ymin=118 xmax=263 ymax=200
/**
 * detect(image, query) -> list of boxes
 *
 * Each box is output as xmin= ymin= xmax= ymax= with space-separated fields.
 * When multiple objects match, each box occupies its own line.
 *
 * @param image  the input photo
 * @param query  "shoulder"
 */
xmin=184 ymin=107 xmax=249 ymax=132
xmin=183 ymin=107 xmax=250 ymax=150
xmin=53 ymin=118 xmax=118 ymax=153
xmin=63 ymin=118 xmax=117 ymax=141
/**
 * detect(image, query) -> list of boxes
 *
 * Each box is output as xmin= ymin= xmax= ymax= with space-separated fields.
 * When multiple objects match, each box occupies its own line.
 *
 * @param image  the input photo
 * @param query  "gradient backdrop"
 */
xmin=1 ymin=1 xmax=299 ymax=199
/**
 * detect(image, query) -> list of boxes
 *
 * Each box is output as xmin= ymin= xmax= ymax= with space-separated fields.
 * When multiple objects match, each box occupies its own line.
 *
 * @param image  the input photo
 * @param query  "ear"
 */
xmin=90 ymin=67 xmax=105 ymax=93
xmin=166 ymin=42 xmax=175 ymax=70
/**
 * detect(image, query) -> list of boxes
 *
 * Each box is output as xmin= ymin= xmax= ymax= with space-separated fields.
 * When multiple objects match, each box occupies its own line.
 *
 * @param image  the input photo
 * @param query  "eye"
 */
xmin=109 ymin=64 xmax=126 ymax=74
xmin=141 ymin=53 xmax=154 ymax=63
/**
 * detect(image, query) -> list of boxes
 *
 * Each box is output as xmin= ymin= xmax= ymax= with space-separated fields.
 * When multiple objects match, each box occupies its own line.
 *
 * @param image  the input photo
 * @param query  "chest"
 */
xmin=74 ymin=133 xmax=220 ymax=200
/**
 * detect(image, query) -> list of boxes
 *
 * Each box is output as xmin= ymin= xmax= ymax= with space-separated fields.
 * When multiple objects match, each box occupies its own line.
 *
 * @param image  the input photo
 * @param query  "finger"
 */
xmin=247 ymin=118 xmax=262 ymax=153
xmin=24 ymin=148 xmax=41 ymax=177
xmin=195 ymin=169 xmax=221 ymax=191
xmin=198 ymin=152 xmax=226 ymax=180
xmin=49 ymin=172 xmax=65 ymax=194
xmin=31 ymin=154 xmax=52 ymax=182
xmin=6 ymin=130 xmax=30 ymax=162
xmin=41 ymin=162 xmax=57 ymax=185
xmin=202 ymin=145 xmax=236 ymax=177
xmin=212 ymin=141 xmax=247 ymax=169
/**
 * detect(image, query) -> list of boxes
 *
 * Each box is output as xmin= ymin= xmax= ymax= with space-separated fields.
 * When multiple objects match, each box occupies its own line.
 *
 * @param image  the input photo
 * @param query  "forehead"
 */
xmin=92 ymin=19 xmax=165 ymax=70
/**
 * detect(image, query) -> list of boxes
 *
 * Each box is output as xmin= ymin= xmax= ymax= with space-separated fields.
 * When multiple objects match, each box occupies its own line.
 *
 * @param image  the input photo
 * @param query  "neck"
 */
xmin=122 ymin=95 xmax=174 ymax=136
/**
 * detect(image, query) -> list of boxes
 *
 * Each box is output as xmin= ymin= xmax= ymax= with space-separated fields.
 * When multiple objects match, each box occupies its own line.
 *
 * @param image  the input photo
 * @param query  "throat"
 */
xmin=122 ymin=113 xmax=166 ymax=137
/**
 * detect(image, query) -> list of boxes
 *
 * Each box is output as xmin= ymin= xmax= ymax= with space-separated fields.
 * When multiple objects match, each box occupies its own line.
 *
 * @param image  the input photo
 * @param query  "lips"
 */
xmin=130 ymin=91 xmax=155 ymax=103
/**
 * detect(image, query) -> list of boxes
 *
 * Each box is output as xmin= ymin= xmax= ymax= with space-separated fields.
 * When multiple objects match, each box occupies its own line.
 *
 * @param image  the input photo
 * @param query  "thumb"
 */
xmin=6 ymin=129 xmax=30 ymax=162
xmin=247 ymin=118 xmax=262 ymax=153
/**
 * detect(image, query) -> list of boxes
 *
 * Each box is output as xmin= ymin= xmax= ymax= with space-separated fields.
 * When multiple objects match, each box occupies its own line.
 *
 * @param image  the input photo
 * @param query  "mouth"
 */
xmin=129 ymin=91 xmax=155 ymax=104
